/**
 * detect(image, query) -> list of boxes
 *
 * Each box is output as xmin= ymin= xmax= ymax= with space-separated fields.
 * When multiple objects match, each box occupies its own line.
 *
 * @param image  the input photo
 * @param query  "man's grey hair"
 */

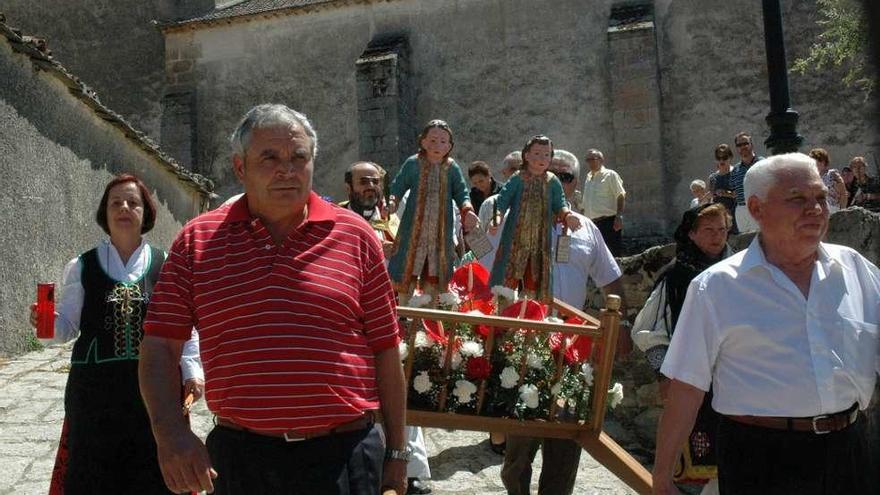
xmin=690 ymin=179 xmax=706 ymax=190
xmin=503 ymin=151 xmax=522 ymax=165
xmin=585 ymin=148 xmax=604 ymax=160
xmin=553 ymin=149 xmax=579 ymax=176
xmin=230 ymin=104 xmax=318 ymax=158
xmin=744 ymin=152 xmax=821 ymax=201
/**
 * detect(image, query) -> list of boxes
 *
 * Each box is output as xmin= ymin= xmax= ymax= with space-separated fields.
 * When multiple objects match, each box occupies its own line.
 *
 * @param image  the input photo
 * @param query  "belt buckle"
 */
xmin=811 ymin=414 xmax=831 ymax=435
xmin=283 ymin=431 xmax=307 ymax=442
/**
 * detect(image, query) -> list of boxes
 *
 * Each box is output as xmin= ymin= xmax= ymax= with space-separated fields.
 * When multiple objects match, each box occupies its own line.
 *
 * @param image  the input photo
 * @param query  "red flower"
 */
xmin=465 ymin=356 xmax=492 ymax=381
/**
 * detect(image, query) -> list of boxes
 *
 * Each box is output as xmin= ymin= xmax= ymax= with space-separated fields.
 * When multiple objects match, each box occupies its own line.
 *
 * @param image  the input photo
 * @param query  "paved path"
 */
xmin=0 ymin=344 xmax=635 ymax=494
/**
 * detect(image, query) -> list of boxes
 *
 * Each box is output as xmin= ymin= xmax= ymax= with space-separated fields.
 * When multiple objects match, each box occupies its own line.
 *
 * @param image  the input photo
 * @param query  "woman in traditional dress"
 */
xmin=488 ymin=135 xmax=581 ymax=303
xmin=387 ymin=120 xmax=480 ymax=298
xmin=631 ymin=203 xmax=733 ymax=495
xmin=29 ymin=174 xmax=203 ymax=494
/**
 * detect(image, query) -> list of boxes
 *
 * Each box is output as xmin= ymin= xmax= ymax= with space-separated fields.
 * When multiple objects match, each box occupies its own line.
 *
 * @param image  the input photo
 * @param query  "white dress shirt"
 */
xmin=661 ymin=237 xmax=880 ymax=416
xmin=582 ymin=166 xmax=625 ymax=219
xmin=551 ymin=213 xmax=621 ymax=307
xmin=45 ymin=238 xmax=203 ymax=382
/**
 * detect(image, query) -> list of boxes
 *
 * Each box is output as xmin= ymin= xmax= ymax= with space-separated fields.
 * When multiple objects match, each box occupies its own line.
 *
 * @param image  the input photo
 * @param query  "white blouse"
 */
xmin=43 ymin=239 xmax=203 ymax=382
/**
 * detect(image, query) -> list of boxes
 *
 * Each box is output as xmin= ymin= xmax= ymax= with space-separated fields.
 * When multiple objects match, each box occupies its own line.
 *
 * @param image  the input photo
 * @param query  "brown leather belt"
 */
xmin=726 ymin=403 xmax=859 ymax=435
xmin=216 ymin=411 xmax=375 ymax=442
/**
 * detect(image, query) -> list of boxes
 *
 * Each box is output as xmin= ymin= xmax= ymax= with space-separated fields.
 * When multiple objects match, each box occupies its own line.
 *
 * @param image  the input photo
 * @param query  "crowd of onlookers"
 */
xmin=688 ymin=132 xmax=880 ymax=235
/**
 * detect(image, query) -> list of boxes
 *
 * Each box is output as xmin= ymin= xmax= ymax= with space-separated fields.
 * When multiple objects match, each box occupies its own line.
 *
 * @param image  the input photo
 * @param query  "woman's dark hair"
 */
xmin=715 ymin=143 xmax=733 ymax=161
xmin=468 ymin=161 xmax=491 ymax=178
xmin=520 ymin=135 xmax=554 ymax=171
xmin=417 ymin=119 xmax=454 ymax=162
xmin=95 ymin=174 xmax=157 ymax=235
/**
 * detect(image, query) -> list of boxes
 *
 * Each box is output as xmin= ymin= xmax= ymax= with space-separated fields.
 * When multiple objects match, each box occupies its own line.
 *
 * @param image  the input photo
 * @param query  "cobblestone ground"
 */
xmin=0 ymin=344 xmax=635 ymax=495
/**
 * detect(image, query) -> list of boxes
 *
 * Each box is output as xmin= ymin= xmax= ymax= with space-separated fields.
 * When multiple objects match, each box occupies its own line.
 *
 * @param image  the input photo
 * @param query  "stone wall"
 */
xmin=0 ymin=0 xmax=214 ymax=139
xmin=602 ymin=208 xmax=880 ymax=462
xmin=0 ymin=29 xmax=210 ymax=356
xmin=163 ymin=0 xmax=879 ymax=235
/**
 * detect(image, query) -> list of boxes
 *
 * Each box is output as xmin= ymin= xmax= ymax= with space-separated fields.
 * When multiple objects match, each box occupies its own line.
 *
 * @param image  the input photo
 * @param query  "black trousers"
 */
xmin=716 ymin=414 xmax=875 ymax=495
xmin=206 ymin=423 xmax=384 ymax=495
xmin=592 ymin=216 xmax=622 ymax=256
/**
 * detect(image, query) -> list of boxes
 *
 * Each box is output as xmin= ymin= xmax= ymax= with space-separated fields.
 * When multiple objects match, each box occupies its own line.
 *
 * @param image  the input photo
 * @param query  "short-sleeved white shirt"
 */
xmin=551 ymin=214 xmax=621 ymax=307
xmin=582 ymin=166 xmax=625 ymax=219
xmin=661 ymin=237 xmax=880 ymax=416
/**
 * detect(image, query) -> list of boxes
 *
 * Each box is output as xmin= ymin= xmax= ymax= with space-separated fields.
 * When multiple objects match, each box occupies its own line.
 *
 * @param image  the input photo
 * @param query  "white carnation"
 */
xmin=407 ymin=294 xmax=433 ymax=308
xmin=526 ymin=352 xmax=544 ymax=370
xmin=459 ymin=340 xmax=484 ymax=358
xmin=500 ymin=366 xmax=519 ymax=389
xmin=452 ymin=379 xmax=477 ymax=404
xmin=413 ymin=371 xmax=432 ymax=394
xmin=607 ymin=382 xmax=624 ymax=409
xmin=581 ymin=362 xmax=594 ymax=386
xmin=438 ymin=292 xmax=461 ymax=308
xmin=519 ymin=384 xmax=540 ymax=409
xmin=439 ymin=349 xmax=462 ymax=370
xmin=491 ymin=285 xmax=518 ymax=301
xmin=550 ymin=381 xmax=563 ymax=396
xmin=414 ymin=331 xmax=432 ymax=348
xmin=398 ymin=341 xmax=408 ymax=361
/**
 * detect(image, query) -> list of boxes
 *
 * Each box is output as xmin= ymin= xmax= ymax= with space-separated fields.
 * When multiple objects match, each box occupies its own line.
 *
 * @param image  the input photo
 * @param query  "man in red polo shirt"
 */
xmin=138 ymin=104 xmax=407 ymax=495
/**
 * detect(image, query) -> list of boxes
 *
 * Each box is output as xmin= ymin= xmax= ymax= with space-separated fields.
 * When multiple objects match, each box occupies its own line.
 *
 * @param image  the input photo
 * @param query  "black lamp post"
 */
xmin=762 ymin=0 xmax=804 ymax=154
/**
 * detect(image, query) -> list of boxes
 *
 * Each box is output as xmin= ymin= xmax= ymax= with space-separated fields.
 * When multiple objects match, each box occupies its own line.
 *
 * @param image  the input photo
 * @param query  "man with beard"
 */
xmin=341 ymin=161 xmax=434 ymax=495
xmin=340 ymin=161 xmax=399 ymax=259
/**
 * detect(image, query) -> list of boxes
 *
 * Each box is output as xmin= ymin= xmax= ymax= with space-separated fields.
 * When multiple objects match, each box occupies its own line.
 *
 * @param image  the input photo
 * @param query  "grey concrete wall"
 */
xmin=0 ymin=37 xmax=205 ymax=357
xmin=166 ymin=0 xmax=879 ymax=238
xmin=0 ymin=0 xmax=213 ymax=138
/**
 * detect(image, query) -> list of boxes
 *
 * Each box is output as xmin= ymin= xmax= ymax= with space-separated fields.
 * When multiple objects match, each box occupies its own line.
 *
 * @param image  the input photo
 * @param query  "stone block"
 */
xmin=180 ymin=44 xmax=202 ymax=60
xmin=171 ymin=60 xmax=194 ymax=74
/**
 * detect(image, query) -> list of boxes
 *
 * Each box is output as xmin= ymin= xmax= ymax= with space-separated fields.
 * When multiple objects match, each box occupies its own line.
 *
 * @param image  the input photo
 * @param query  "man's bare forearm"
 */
xmin=139 ymin=335 xmax=188 ymax=439
xmin=653 ymin=379 xmax=705 ymax=480
xmin=374 ymin=345 xmax=407 ymax=450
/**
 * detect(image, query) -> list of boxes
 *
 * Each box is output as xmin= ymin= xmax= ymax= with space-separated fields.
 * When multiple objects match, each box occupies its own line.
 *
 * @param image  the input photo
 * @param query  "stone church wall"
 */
xmin=0 ymin=30 xmax=210 ymax=356
xmin=0 ymin=0 xmax=214 ymax=139
xmin=162 ymin=0 xmax=879 ymax=240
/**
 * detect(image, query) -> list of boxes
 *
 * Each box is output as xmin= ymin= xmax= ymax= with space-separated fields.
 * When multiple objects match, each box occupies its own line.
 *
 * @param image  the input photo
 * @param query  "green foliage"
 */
xmin=791 ymin=0 xmax=873 ymax=95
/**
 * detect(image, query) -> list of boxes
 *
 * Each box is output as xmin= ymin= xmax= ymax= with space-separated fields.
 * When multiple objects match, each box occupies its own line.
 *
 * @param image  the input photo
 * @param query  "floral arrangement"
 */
xmin=402 ymin=263 xmax=623 ymax=424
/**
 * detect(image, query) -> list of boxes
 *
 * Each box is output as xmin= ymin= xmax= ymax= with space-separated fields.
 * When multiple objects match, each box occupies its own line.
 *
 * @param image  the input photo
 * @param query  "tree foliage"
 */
xmin=792 ymin=0 xmax=873 ymax=95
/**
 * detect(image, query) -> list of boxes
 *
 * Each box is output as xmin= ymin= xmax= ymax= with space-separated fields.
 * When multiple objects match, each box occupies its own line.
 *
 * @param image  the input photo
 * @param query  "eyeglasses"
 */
xmin=555 ymin=172 xmax=575 ymax=183
xmin=357 ymin=177 xmax=381 ymax=186
xmin=735 ymin=142 xmax=750 ymax=148
xmin=586 ymin=157 xmax=601 ymax=162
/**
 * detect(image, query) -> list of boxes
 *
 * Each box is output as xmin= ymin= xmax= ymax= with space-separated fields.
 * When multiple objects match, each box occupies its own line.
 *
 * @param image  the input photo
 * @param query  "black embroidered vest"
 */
xmin=70 ymin=246 xmax=164 ymax=365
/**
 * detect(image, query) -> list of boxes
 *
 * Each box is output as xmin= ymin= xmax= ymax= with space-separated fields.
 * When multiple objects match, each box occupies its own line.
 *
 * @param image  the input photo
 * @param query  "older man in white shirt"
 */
xmin=582 ymin=149 xmax=625 ymax=256
xmin=652 ymin=153 xmax=879 ymax=495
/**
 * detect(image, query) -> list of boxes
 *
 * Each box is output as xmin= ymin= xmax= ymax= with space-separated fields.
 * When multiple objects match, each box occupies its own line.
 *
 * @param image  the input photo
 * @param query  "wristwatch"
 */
xmin=384 ymin=448 xmax=412 ymax=462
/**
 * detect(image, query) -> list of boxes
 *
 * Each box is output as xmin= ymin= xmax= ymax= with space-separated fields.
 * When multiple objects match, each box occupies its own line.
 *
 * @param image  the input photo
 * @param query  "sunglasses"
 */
xmin=556 ymin=172 xmax=575 ymax=183
xmin=735 ymin=142 xmax=750 ymax=148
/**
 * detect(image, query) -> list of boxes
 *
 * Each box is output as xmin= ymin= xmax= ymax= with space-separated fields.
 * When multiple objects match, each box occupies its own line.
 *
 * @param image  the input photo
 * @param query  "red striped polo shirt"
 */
xmin=144 ymin=191 xmax=401 ymax=434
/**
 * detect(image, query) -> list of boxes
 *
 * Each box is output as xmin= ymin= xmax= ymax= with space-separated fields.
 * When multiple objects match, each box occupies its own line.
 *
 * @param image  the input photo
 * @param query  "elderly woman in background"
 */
xmin=850 ymin=155 xmax=880 ymax=212
xmin=808 ymin=148 xmax=848 ymax=213
xmin=30 ymin=174 xmax=203 ymax=494
xmin=632 ymin=203 xmax=733 ymax=495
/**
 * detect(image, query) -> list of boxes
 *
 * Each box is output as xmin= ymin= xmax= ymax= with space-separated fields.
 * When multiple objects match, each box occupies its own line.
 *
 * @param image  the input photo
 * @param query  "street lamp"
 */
xmin=762 ymin=0 xmax=804 ymax=154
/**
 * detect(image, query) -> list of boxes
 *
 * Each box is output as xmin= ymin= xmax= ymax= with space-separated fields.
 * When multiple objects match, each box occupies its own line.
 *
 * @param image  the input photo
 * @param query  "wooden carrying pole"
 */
xmin=590 ymin=294 xmax=621 ymax=432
